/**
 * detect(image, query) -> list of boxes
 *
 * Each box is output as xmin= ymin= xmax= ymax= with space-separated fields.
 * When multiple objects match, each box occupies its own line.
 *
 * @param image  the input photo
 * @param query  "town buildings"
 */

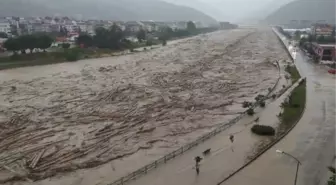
xmin=311 ymin=23 xmax=335 ymax=37
xmin=0 ymin=20 xmax=10 ymax=35
xmin=311 ymin=43 xmax=336 ymax=61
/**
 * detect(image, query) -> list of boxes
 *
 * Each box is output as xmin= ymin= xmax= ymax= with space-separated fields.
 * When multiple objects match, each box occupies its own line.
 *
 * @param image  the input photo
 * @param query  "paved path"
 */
xmin=222 ymin=32 xmax=336 ymax=185
xmin=129 ymin=82 xmax=297 ymax=185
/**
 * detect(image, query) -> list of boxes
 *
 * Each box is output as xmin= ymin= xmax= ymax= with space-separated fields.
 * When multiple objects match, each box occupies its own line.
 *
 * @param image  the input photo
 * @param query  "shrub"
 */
xmin=299 ymin=78 xmax=306 ymax=85
xmin=242 ymin=101 xmax=252 ymax=108
xmin=272 ymin=94 xmax=277 ymax=99
xmin=130 ymin=48 xmax=134 ymax=52
xmin=259 ymin=101 xmax=266 ymax=107
xmin=162 ymin=40 xmax=167 ymax=46
xmin=62 ymin=43 xmax=71 ymax=49
xmin=255 ymin=94 xmax=265 ymax=101
xmin=146 ymin=40 xmax=153 ymax=46
xmin=64 ymin=50 xmax=80 ymax=61
xmin=247 ymin=108 xmax=255 ymax=116
xmin=251 ymin=125 xmax=275 ymax=136
xmin=268 ymin=87 xmax=272 ymax=93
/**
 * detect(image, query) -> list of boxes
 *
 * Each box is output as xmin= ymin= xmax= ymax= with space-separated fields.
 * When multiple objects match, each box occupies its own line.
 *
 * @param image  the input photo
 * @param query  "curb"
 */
xmin=217 ymin=29 xmax=305 ymax=185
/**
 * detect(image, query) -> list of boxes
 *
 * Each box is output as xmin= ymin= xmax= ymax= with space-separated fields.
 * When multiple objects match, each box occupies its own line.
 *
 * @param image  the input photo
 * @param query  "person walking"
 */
xmin=229 ymin=135 xmax=235 ymax=152
xmin=195 ymin=161 xmax=200 ymax=175
xmin=194 ymin=156 xmax=202 ymax=175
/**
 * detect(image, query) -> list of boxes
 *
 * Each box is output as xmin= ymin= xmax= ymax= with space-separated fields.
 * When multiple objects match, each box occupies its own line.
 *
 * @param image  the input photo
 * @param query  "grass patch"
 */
xmin=328 ymin=166 xmax=336 ymax=185
xmin=278 ymin=79 xmax=306 ymax=132
xmin=285 ymin=65 xmax=301 ymax=84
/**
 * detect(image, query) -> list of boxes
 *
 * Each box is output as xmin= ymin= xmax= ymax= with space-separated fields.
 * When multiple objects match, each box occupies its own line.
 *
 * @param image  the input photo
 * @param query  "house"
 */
xmin=176 ymin=21 xmax=188 ymax=30
xmin=125 ymin=21 xmax=143 ymax=32
xmin=311 ymin=24 xmax=334 ymax=37
xmin=311 ymin=43 xmax=336 ymax=61
xmin=141 ymin=21 xmax=159 ymax=32
xmin=114 ymin=21 xmax=126 ymax=31
xmin=0 ymin=20 xmax=11 ymax=34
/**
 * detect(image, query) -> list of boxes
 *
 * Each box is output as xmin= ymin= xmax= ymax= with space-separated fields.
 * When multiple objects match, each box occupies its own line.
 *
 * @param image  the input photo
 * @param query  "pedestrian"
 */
xmin=229 ymin=135 xmax=234 ymax=143
xmin=194 ymin=156 xmax=202 ymax=175
xmin=195 ymin=161 xmax=200 ymax=175
xmin=229 ymin=135 xmax=235 ymax=152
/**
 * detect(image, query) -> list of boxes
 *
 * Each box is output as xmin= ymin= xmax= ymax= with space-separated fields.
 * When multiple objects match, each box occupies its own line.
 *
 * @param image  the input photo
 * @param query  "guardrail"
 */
xmin=108 ymin=52 xmax=282 ymax=185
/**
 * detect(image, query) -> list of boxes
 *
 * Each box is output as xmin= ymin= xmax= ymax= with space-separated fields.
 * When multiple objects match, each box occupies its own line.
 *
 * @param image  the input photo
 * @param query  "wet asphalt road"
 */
xmin=294 ymin=49 xmax=335 ymax=185
xmin=222 ymin=33 xmax=335 ymax=185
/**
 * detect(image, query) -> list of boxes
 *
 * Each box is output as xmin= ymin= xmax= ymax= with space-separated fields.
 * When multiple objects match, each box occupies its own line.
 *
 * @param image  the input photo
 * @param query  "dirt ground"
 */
xmin=0 ymin=28 xmax=290 ymax=185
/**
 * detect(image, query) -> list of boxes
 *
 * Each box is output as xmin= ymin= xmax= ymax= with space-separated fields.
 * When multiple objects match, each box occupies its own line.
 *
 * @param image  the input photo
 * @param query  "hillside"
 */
xmin=0 ymin=0 xmax=216 ymax=23
xmin=265 ymin=0 xmax=336 ymax=24
xmin=163 ymin=0 xmax=230 ymax=21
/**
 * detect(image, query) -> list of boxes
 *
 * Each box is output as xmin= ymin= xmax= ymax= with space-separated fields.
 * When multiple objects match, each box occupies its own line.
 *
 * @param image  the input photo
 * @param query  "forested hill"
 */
xmin=0 ymin=0 xmax=217 ymax=23
xmin=265 ymin=0 xmax=336 ymax=24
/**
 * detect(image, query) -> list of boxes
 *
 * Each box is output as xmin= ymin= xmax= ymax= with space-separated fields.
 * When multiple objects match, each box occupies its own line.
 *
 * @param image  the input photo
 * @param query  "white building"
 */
xmin=0 ymin=21 xmax=11 ymax=34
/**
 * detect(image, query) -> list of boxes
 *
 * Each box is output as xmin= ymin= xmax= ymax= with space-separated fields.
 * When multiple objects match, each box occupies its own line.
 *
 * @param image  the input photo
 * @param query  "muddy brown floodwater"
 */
xmin=0 ymin=28 xmax=289 ymax=185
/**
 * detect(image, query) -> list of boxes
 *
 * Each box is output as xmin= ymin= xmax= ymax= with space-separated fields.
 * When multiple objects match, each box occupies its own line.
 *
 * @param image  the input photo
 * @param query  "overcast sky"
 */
xmin=165 ymin=0 xmax=295 ymax=22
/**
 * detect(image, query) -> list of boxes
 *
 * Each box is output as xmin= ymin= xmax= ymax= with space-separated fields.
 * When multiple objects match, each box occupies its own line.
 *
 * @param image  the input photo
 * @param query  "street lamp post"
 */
xmin=276 ymin=150 xmax=301 ymax=185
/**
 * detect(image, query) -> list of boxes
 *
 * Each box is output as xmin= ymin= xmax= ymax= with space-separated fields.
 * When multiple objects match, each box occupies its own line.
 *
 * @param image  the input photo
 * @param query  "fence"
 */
xmin=109 ymin=59 xmax=282 ymax=185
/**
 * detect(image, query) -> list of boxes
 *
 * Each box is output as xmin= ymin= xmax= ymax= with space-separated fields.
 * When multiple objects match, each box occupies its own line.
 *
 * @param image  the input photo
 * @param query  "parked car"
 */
xmin=328 ymin=69 xmax=336 ymax=74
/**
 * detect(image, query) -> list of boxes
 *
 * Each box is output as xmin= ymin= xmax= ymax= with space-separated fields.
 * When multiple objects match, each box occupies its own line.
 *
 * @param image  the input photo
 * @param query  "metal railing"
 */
xmin=109 ymin=63 xmax=281 ymax=185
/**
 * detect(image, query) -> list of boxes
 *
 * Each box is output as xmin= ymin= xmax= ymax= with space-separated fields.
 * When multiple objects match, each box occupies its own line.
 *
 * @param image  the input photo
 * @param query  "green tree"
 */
xmin=3 ymin=38 xmax=20 ymax=54
xmin=0 ymin=32 xmax=8 ymax=38
xmin=62 ymin=43 xmax=71 ymax=49
xmin=108 ymin=24 xmax=124 ymax=49
xmin=294 ymin=30 xmax=301 ymax=40
xmin=93 ymin=24 xmax=124 ymax=49
xmin=299 ymin=37 xmax=307 ymax=47
xmin=17 ymin=35 xmax=38 ymax=54
xmin=187 ymin=21 xmax=197 ymax=33
xmin=93 ymin=27 xmax=110 ymax=48
xmin=76 ymin=34 xmax=93 ymax=48
xmin=36 ymin=35 xmax=53 ymax=52
xmin=26 ymin=35 xmax=38 ymax=53
xmin=136 ymin=29 xmax=146 ymax=42
xmin=317 ymin=35 xmax=325 ymax=43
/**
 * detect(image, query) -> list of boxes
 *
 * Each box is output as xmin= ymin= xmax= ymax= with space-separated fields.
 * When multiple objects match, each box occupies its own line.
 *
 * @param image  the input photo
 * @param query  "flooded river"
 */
xmin=0 ymin=28 xmax=289 ymax=185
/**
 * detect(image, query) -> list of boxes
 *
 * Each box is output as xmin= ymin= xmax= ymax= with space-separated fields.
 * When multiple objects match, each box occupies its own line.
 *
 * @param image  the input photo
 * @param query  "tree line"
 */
xmin=76 ymin=21 xmax=219 ymax=49
xmin=3 ymin=34 xmax=54 ymax=54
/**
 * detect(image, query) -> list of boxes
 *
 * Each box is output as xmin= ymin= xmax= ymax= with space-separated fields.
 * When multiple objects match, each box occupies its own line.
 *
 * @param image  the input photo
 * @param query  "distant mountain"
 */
xmin=0 ymin=0 xmax=217 ymax=23
xmin=163 ymin=0 xmax=229 ymax=21
xmin=265 ymin=0 xmax=336 ymax=24
xmin=239 ymin=0 xmax=295 ymax=23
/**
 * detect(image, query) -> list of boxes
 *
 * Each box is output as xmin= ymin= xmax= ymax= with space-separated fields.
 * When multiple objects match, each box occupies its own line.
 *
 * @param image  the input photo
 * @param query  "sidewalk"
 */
xmin=128 ymin=84 xmax=297 ymax=185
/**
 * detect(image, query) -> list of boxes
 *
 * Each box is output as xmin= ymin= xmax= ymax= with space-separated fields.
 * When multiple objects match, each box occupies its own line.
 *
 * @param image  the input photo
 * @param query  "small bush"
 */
xmin=242 ymin=101 xmax=252 ymax=108
xmin=299 ymin=78 xmax=306 ymax=85
xmin=255 ymin=94 xmax=265 ymax=101
xmin=130 ymin=48 xmax=134 ymax=52
xmin=247 ymin=108 xmax=255 ymax=116
xmin=272 ymin=94 xmax=277 ymax=99
xmin=62 ymin=43 xmax=71 ymax=49
xmin=259 ymin=101 xmax=266 ymax=107
xmin=251 ymin=125 xmax=275 ymax=136
xmin=268 ymin=87 xmax=272 ymax=92
xmin=64 ymin=50 xmax=80 ymax=61
xmin=162 ymin=40 xmax=167 ymax=46
xmin=144 ymin=47 xmax=147 ymax=51
xmin=146 ymin=40 xmax=153 ymax=46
